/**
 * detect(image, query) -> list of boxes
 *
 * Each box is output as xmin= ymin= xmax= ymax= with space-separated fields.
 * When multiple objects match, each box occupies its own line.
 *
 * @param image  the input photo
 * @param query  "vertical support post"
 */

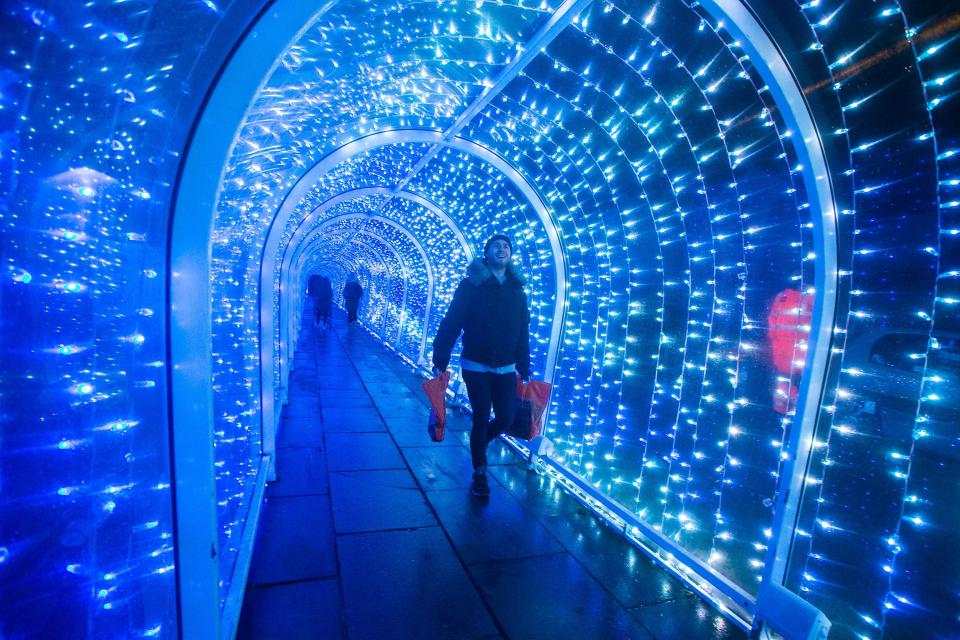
xmin=697 ymin=0 xmax=839 ymax=630
xmin=170 ymin=2 xmax=335 ymax=635
xmin=418 ymin=268 xmax=435 ymax=367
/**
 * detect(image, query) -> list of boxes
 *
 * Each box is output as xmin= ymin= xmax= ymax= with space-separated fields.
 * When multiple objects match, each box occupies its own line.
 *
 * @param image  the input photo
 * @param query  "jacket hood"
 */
xmin=466 ymin=258 xmax=525 ymax=286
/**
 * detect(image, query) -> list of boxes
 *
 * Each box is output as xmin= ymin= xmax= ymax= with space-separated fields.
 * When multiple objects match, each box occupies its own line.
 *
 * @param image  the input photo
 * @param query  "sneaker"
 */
xmin=470 ymin=469 xmax=490 ymax=497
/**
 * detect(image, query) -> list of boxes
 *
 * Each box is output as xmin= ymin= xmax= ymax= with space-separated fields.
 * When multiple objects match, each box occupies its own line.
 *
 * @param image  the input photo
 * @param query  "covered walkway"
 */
xmin=237 ymin=308 xmax=743 ymax=640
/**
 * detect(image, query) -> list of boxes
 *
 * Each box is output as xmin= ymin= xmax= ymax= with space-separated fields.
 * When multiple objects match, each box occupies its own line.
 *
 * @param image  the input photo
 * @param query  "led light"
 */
xmin=6 ymin=0 xmax=957 ymax=636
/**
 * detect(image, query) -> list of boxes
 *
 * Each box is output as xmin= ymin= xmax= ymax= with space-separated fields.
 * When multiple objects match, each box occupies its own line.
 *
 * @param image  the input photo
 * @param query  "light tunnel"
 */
xmin=2 ymin=1 xmax=958 ymax=639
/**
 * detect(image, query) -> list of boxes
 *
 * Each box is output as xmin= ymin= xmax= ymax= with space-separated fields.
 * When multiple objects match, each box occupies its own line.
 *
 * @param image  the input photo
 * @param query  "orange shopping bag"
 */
xmin=422 ymin=370 xmax=451 ymax=442
xmin=509 ymin=377 xmax=552 ymax=440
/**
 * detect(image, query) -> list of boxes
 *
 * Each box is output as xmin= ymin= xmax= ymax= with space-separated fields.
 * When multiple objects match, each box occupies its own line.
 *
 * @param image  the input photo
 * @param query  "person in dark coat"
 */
xmin=316 ymin=276 xmax=333 ymax=329
xmin=343 ymin=275 xmax=364 ymax=326
xmin=432 ymin=234 xmax=531 ymax=498
xmin=307 ymin=274 xmax=324 ymax=327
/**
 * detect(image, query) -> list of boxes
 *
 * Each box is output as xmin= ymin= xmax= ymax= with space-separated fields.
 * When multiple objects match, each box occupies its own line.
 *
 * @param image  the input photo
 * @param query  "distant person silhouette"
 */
xmin=314 ymin=276 xmax=333 ymax=329
xmin=306 ymin=274 xmax=327 ymax=328
xmin=343 ymin=275 xmax=364 ymax=328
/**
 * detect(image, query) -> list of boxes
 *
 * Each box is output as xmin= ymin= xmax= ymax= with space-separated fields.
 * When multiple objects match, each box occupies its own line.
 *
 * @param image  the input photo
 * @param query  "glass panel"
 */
xmin=456 ymin=0 xmax=814 ymax=593
xmin=0 ymin=0 xmax=250 ymax=634
xmin=772 ymin=1 xmax=960 ymax=637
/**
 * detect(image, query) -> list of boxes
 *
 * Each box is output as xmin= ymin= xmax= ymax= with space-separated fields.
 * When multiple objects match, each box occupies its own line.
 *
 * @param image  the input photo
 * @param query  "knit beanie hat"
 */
xmin=483 ymin=234 xmax=513 ymax=255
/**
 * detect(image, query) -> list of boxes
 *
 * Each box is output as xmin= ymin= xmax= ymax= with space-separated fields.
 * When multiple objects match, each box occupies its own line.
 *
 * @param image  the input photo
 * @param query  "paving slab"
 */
xmin=366 ymin=382 xmax=419 ymax=399
xmin=324 ymin=432 xmax=406 ymax=472
xmin=248 ymin=495 xmax=336 ymax=585
xmin=237 ymin=579 xmax=343 ymax=640
xmin=338 ymin=527 xmax=498 ymax=640
xmin=318 ymin=390 xmax=376 ymax=409
xmin=329 ymin=468 xmax=436 ymax=534
xmin=539 ymin=511 xmax=690 ymax=608
xmin=282 ymin=395 xmax=322 ymax=418
xmin=268 ymin=447 xmax=328 ymax=497
xmin=425 ymin=482 xmax=564 ymax=565
xmin=488 ymin=464 xmax=583 ymax=518
xmin=277 ymin=417 xmax=324 ymax=448
xmin=387 ymin=419 xmax=463 ymax=448
xmin=321 ymin=407 xmax=387 ymax=432
xmin=374 ymin=396 xmax=428 ymax=418
xmin=469 ymin=553 xmax=654 ymax=640
xmin=403 ymin=445 xmax=475 ymax=491
xmin=629 ymin=594 xmax=744 ymax=640
xmin=455 ymin=431 xmax=524 ymax=466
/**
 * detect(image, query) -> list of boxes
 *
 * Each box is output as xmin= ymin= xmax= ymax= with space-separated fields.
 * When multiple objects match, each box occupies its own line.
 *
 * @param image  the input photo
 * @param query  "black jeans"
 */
xmin=462 ymin=370 xmax=515 ymax=470
xmin=346 ymin=303 xmax=359 ymax=323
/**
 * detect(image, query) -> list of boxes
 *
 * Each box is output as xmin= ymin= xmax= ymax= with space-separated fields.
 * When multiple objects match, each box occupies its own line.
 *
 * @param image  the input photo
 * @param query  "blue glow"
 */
xmin=2 ymin=0 xmax=959 ymax=638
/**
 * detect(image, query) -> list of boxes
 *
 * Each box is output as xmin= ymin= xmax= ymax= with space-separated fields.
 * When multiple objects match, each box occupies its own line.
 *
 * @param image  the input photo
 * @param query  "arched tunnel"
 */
xmin=2 ymin=0 xmax=958 ymax=638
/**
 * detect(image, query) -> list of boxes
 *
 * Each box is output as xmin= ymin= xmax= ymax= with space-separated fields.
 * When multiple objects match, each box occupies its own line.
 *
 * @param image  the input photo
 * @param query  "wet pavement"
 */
xmin=238 ymin=309 xmax=746 ymax=640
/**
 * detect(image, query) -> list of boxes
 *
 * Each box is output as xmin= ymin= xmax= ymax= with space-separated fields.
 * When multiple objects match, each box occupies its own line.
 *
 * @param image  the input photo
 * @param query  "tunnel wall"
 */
xmin=0 ymin=1 xmax=269 ymax=637
xmin=2 ymin=1 xmax=958 ymax=639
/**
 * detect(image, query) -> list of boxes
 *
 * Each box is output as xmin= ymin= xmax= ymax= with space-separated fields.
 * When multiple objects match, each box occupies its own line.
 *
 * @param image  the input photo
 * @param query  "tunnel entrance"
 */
xmin=169 ymin=0 xmax=839 ymax=637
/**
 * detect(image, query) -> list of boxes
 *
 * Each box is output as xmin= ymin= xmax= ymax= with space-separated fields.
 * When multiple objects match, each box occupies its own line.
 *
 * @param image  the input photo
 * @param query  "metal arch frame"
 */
xmin=167 ymin=1 xmax=580 ymax=636
xmin=288 ymin=187 xmax=474 ymax=268
xmin=292 ymin=216 xmax=431 ymax=345
xmin=289 ymin=212 xmax=435 ymax=371
xmin=169 ymin=0 xmax=833 ymax=633
xmin=278 ymin=186 xmax=473 ymax=379
xmin=167 ymin=1 xmax=335 ymax=638
xmin=259 ymin=0 xmax=593 ymax=488
xmin=301 ymin=234 xmax=395 ymax=330
xmin=259 ymin=129 xmax=569 ymax=440
xmin=696 ymin=0 xmax=838 ymax=580
xmin=696 ymin=0 xmax=839 ymax=631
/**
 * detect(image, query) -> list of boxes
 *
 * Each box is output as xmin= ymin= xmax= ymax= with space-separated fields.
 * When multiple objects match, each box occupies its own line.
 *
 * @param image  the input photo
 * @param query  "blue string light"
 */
xmin=2 ymin=0 xmax=957 ymax=637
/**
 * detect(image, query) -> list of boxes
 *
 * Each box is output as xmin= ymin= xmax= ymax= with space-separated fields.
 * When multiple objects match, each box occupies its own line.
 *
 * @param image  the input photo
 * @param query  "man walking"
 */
xmin=432 ymin=235 xmax=531 ymax=497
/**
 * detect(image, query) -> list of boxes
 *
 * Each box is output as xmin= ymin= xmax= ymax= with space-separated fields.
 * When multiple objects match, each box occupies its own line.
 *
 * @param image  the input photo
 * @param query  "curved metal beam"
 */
xmin=289 ymin=187 xmax=474 ymax=266
xmin=294 ymin=214 xmax=433 ymax=331
xmin=168 ymin=2 xmax=336 ymax=636
xmin=696 ymin=0 xmax=839 ymax=609
xmin=279 ymin=186 xmax=471 ymax=381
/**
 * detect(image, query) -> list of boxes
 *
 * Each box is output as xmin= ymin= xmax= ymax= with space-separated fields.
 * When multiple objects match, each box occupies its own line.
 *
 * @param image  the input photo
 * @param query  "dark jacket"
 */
xmin=344 ymin=281 xmax=363 ymax=307
xmin=432 ymin=258 xmax=531 ymax=377
xmin=309 ymin=275 xmax=333 ymax=303
xmin=317 ymin=278 xmax=333 ymax=305
xmin=307 ymin=274 xmax=323 ymax=297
